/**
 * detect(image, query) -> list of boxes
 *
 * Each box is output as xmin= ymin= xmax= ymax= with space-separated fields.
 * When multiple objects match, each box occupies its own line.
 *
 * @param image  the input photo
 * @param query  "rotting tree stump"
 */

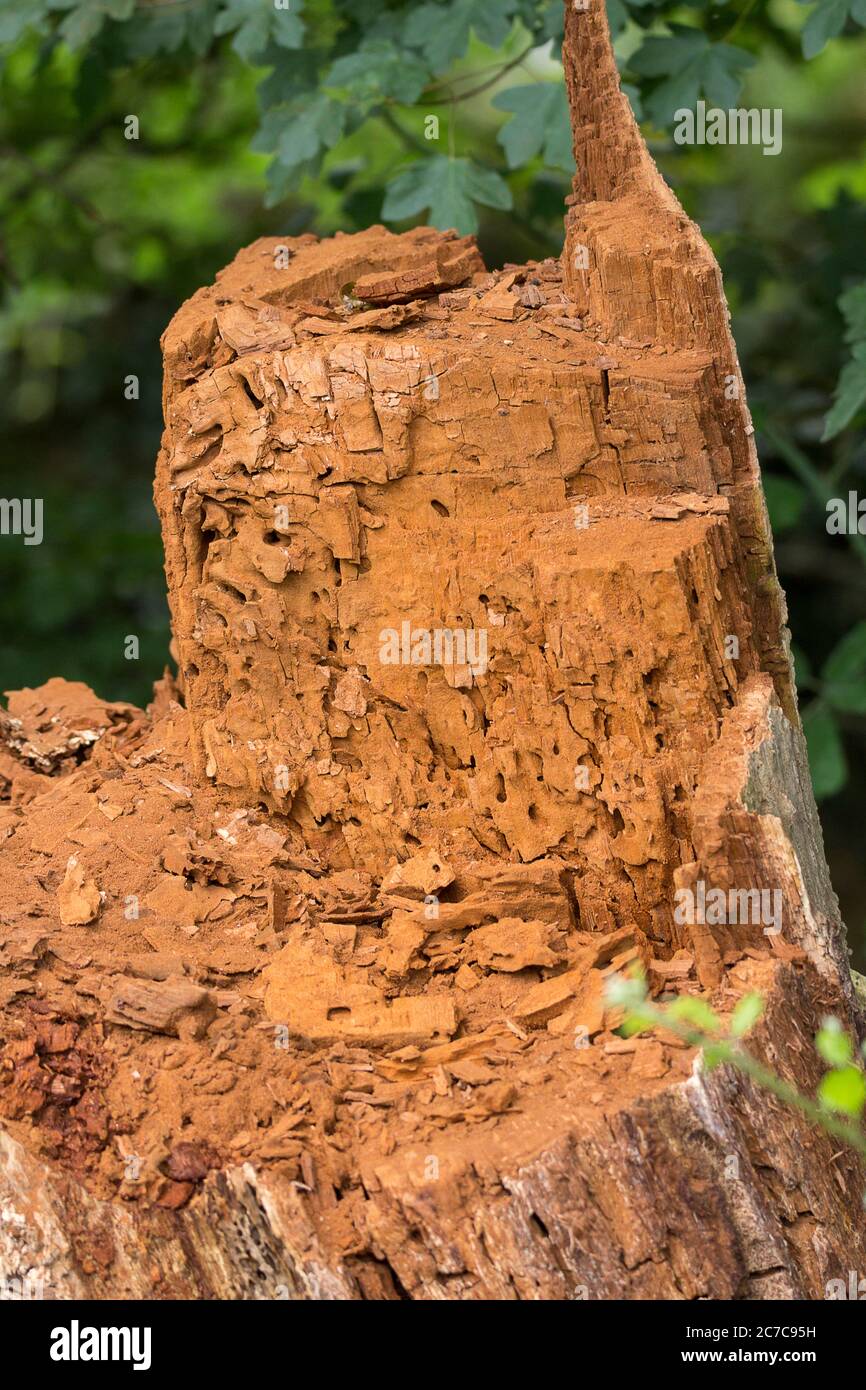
xmin=1 ymin=0 xmax=863 ymax=1301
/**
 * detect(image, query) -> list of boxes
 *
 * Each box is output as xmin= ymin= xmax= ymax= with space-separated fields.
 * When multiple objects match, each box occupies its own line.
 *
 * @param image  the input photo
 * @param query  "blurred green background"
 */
xmin=1 ymin=0 xmax=864 ymax=958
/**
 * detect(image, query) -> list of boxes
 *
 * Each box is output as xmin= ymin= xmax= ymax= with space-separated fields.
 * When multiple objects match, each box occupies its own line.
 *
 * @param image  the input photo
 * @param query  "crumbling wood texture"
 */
xmin=1 ymin=0 xmax=863 ymax=1300
xmin=2 ymin=951 xmax=864 ymax=1300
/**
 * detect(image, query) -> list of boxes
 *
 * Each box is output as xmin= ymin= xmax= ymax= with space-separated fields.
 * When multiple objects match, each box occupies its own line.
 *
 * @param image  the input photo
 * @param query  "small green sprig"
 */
xmin=607 ymin=972 xmax=866 ymax=1175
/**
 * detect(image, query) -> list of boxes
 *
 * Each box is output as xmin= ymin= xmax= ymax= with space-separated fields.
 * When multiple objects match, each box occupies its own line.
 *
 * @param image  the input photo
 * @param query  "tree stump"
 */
xmin=1 ymin=0 xmax=862 ymax=1301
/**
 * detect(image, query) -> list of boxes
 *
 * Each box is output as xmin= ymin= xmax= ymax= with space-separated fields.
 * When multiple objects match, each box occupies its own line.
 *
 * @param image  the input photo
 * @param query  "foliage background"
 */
xmin=1 ymin=0 xmax=865 ymax=959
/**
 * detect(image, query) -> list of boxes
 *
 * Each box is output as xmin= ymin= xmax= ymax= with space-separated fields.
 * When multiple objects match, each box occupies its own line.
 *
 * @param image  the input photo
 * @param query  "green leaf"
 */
xmin=540 ymin=0 xmax=566 ymax=42
xmin=606 ymin=0 xmax=629 ymax=38
xmin=383 ymin=155 xmax=512 ymax=235
xmin=801 ymin=0 xmax=855 ymax=59
xmin=402 ymin=0 xmax=517 ymax=72
xmin=667 ymin=996 xmax=721 ymax=1033
xmin=823 ymin=283 xmax=866 ymax=439
xmin=802 ymin=703 xmax=848 ymax=800
xmin=258 ymin=94 xmax=347 ymax=204
xmin=629 ymin=30 xmax=755 ymax=129
xmin=120 ymin=1 xmax=219 ymax=59
xmin=629 ymin=29 xmax=708 ymax=80
xmin=214 ymin=0 xmax=303 ymax=63
xmin=819 ymin=1064 xmax=866 ymax=1116
xmin=763 ymin=475 xmax=806 ymax=533
xmin=816 ymin=1015 xmax=854 ymax=1067
xmin=277 ymin=105 xmax=341 ymax=165
xmin=823 ymin=621 xmax=866 ymax=681
xmin=325 ymin=41 xmax=429 ymax=112
xmin=730 ymin=993 xmax=764 ymax=1038
xmin=618 ymin=1012 xmax=654 ymax=1036
xmin=821 ymin=621 xmax=866 ymax=714
xmin=701 ymin=1043 xmax=729 ymax=1070
xmin=492 ymin=84 xmax=574 ymax=172
xmin=700 ymin=43 xmax=757 ymax=107
xmin=839 ymin=282 xmax=866 ymax=341
xmin=47 ymin=0 xmax=135 ymax=49
xmin=120 ymin=11 xmax=188 ymax=58
xmin=257 ymin=47 xmax=316 ymax=109
xmin=605 ymin=972 xmax=649 ymax=1010
xmin=823 ymin=342 xmax=866 ymax=439
xmin=0 ymin=0 xmax=50 ymax=45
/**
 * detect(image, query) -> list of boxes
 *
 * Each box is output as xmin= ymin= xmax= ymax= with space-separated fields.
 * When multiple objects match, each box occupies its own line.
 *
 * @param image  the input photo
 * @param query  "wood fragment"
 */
xmin=105 ymin=977 xmax=217 ymax=1039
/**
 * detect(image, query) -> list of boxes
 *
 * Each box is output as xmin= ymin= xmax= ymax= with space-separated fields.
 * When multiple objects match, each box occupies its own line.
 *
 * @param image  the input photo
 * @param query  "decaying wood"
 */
xmin=1 ymin=950 xmax=864 ymax=1300
xmin=104 ymin=978 xmax=217 ymax=1040
xmin=1 ymin=0 xmax=863 ymax=1300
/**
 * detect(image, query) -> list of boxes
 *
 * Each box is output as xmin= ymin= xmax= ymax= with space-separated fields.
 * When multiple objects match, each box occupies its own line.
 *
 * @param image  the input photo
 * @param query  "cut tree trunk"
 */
xmin=0 ymin=0 xmax=862 ymax=1301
